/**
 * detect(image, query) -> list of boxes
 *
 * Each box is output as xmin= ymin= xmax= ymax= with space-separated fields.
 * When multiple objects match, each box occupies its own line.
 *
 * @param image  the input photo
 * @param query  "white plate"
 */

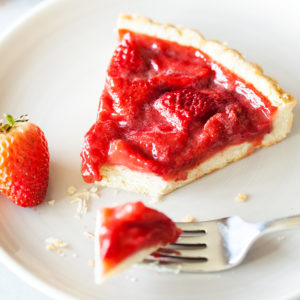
xmin=0 ymin=0 xmax=299 ymax=299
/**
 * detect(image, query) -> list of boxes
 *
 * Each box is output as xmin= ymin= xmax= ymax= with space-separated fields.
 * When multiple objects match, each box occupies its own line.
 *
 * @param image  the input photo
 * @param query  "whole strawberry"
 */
xmin=0 ymin=114 xmax=49 ymax=207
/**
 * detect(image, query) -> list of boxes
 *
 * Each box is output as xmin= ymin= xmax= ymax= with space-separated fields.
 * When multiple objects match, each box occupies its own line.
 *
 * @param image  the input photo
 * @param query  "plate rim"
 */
xmin=0 ymin=0 xmax=299 ymax=299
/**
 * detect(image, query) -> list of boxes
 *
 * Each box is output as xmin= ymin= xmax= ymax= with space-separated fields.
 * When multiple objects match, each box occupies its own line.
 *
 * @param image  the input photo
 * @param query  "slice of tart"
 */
xmin=81 ymin=14 xmax=296 ymax=197
xmin=94 ymin=201 xmax=181 ymax=283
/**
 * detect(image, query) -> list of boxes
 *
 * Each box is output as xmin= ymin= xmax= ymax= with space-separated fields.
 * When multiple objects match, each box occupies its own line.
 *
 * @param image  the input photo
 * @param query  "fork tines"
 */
xmin=148 ymin=222 xmax=208 ymax=262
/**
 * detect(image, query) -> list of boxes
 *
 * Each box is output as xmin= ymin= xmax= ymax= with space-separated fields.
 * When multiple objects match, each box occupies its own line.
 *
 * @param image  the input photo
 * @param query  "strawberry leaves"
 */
xmin=0 ymin=114 xmax=29 ymax=133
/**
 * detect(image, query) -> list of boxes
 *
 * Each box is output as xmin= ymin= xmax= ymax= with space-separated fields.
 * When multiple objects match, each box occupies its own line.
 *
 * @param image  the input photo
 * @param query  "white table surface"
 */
xmin=0 ymin=3 xmax=50 ymax=300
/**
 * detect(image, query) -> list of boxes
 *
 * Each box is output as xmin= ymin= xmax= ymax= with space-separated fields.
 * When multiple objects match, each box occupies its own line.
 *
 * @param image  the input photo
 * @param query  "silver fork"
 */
xmin=144 ymin=215 xmax=300 ymax=272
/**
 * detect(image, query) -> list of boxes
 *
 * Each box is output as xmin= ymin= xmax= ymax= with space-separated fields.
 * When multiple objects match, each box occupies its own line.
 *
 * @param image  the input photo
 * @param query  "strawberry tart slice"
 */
xmin=95 ymin=201 xmax=181 ymax=283
xmin=81 ymin=14 xmax=296 ymax=197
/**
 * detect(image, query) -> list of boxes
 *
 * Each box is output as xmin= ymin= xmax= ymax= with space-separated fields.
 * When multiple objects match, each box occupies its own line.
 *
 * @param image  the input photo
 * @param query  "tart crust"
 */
xmin=97 ymin=14 xmax=296 ymax=197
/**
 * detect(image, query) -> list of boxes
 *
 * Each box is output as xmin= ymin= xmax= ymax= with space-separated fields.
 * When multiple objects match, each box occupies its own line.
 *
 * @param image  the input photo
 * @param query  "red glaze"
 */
xmin=97 ymin=201 xmax=181 ymax=272
xmin=81 ymin=30 xmax=277 ymax=182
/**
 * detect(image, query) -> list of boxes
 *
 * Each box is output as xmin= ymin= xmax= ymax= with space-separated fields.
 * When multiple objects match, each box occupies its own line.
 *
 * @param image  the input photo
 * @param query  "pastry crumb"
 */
xmin=48 ymin=200 xmax=56 ymax=206
xmin=45 ymin=238 xmax=68 ymax=248
xmin=88 ymin=258 xmax=95 ymax=267
xmin=68 ymin=184 xmax=101 ymax=219
xmin=71 ymin=197 xmax=88 ymax=218
xmin=89 ymin=186 xmax=98 ymax=193
xmin=45 ymin=238 xmax=68 ymax=255
xmin=77 ymin=198 xmax=88 ymax=216
xmin=46 ymin=244 xmax=56 ymax=251
xmin=278 ymin=235 xmax=285 ymax=241
xmin=67 ymin=185 xmax=77 ymax=196
xmin=182 ymin=215 xmax=196 ymax=222
xmin=72 ymin=253 xmax=78 ymax=258
xmin=130 ymin=277 xmax=138 ymax=283
xmin=235 ymin=193 xmax=248 ymax=202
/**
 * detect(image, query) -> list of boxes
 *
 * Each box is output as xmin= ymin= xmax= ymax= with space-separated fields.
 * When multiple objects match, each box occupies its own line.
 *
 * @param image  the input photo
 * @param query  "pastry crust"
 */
xmin=97 ymin=14 xmax=296 ymax=197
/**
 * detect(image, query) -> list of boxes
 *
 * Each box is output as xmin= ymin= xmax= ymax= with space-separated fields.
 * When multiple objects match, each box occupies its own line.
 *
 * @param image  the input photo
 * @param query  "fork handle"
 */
xmin=261 ymin=215 xmax=300 ymax=234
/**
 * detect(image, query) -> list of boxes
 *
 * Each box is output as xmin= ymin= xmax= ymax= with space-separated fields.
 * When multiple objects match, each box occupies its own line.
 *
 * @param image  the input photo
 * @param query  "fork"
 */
xmin=144 ymin=215 xmax=300 ymax=272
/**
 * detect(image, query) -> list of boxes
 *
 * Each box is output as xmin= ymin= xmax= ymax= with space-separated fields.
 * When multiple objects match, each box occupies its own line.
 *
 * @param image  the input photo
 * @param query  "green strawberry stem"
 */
xmin=0 ymin=114 xmax=29 ymax=133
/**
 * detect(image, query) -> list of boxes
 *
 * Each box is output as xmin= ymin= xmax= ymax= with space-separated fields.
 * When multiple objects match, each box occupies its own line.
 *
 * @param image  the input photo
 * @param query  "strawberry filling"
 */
xmin=81 ymin=30 xmax=276 ymax=182
xmin=97 ymin=201 xmax=181 ymax=272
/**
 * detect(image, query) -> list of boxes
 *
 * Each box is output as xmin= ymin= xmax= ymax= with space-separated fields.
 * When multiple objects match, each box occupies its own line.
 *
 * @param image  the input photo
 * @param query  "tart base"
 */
xmin=98 ymin=142 xmax=255 ymax=198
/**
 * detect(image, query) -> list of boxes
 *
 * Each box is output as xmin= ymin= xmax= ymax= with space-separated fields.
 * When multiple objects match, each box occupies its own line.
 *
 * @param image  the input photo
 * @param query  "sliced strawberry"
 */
xmin=127 ymin=125 xmax=187 ymax=165
xmin=106 ymin=77 xmax=155 ymax=124
xmin=154 ymin=88 xmax=228 ymax=130
xmin=0 ymin=114 xmax=49 ymax=207
xmin=107 ymin=139 xmax=155 ymax=173
xmin=150 ymin=68 xmax=212 ymax=90
xmin=108 ymin=33 xmax=148 ymax=76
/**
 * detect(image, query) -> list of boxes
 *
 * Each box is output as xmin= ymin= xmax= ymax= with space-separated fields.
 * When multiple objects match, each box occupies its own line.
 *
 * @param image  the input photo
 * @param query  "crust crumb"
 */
xmin=67 ymin=185 xmax=77 ymax=195
xmin=182 ymin=215 xmax=196 ymax=222
xmin=88 ymin=258 xmax=95 ymax=267
xmin=69 ymin=185 xmax=101 ymax=218
xmin=90 ymin=187 xmax=98 ymax=193
xmin=45 ymin=237 xmax=68 ymax=255
xmin=48 ymin=200 xmax=56 ymax=206
xmin=235 ymin=193 xmax=248 ymax=202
